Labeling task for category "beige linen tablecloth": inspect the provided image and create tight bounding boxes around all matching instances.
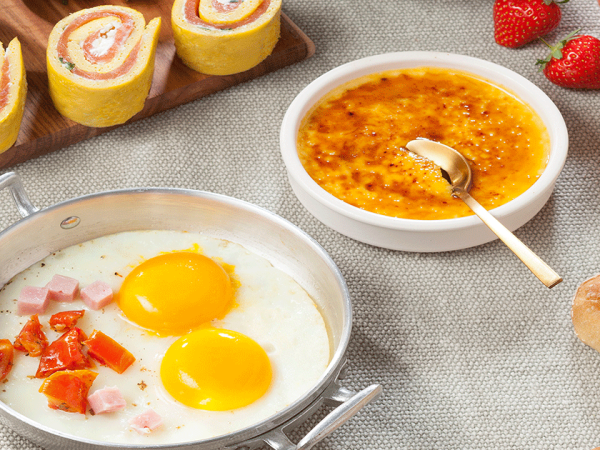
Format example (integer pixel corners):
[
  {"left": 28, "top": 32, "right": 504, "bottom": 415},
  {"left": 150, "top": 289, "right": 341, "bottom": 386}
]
[{"left": 2, "top": 0, "right": 600, "bottom": 449}]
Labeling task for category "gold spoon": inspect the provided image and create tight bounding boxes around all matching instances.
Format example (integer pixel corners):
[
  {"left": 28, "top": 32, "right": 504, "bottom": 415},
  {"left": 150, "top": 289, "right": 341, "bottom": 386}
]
[{"left": 405, "top": 138, "right": 562, "bottom": 289}]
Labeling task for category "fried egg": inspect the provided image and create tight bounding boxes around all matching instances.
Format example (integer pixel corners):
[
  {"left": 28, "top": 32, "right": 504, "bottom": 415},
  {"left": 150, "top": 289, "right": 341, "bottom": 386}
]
[
  {"left": 118, "top": 251, "right": 236, "bottom": 336},
  {"left": 0, "top": 231, "right": 330, "bottom": 444}
]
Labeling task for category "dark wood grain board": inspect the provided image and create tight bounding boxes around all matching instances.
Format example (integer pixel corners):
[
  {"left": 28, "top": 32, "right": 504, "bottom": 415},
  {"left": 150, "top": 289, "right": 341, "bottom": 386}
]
[{"left": 0, "top": 1, "right": 315, "bottom": 169}]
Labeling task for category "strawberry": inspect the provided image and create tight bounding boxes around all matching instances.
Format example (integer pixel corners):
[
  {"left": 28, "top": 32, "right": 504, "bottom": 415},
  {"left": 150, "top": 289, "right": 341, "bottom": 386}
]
[
  {"left": 494, "top": 0, "right": 568, "bottom": 48},
  {"left": 537, "top": 31, "right": 600, "bottom": 89}
]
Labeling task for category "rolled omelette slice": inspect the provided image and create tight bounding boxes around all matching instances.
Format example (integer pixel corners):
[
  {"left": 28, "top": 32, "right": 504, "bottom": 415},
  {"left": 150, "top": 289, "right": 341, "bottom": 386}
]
[
  {"left": 172, "top": 0, "right": 282, "bottom": 76},
  {"left": 47, "top": 6, "right": 161, "bottom": 128},
  {"left": 0, "top": 38, "right": 27, "bottom": 153}
]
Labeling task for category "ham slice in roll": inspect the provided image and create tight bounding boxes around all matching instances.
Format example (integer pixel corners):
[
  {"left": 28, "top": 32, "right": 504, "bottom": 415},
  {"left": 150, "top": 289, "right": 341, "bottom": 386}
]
[
  {"left": 172, "top": 0, "right": 282, "bottom": 75},
  {"left": 47, "top": 6, "right": 161, "bottom": 128},
  {"left": 0, "top": 38, "right": 27, "bottom": 153}
]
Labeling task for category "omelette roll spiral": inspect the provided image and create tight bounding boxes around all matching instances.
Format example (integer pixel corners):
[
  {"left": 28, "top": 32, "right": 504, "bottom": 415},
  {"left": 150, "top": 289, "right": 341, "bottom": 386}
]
[
  {"left": 47, "top": 6, "right": 161, "bottom": 128},
  {"left": 0, "top": 38, "right": 27, "bottom": 153},
  {"left": 172, "top": 0, "right": 281, "bottom": 76}
]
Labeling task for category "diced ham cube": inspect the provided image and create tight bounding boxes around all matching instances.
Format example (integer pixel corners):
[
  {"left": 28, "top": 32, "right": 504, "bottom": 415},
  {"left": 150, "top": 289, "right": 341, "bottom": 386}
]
[
  {"left": 80, "top": 281, "right": 113, "bottom": 310},
  {"left": 129, "top": 409, "right": 162, "bottom": 434},
  {"left": 17, "top": 287, "right": 50, "bottom": 315},
  {"left": 87, "top": 386, "right": 126, "bottom": 414},
  {"left": 46, "top": 275, "right": 79, "bottom": 302}
]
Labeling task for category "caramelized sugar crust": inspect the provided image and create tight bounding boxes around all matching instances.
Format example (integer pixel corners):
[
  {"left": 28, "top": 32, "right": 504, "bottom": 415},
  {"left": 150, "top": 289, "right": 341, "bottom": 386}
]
[{"left": 297, "top": 67, "right": 550, "bottom": 220}]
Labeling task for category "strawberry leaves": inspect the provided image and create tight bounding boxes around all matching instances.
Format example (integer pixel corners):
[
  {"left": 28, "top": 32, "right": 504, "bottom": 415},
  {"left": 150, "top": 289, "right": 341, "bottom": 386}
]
[{"left": 535, "top": 29, "right": 580, "bottom": 66}]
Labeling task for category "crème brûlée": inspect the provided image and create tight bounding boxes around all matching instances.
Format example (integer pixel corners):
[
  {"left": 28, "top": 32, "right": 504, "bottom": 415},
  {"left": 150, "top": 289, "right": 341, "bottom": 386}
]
[{"left": 296, "top": 67, "right": 551, "bottom": 220}]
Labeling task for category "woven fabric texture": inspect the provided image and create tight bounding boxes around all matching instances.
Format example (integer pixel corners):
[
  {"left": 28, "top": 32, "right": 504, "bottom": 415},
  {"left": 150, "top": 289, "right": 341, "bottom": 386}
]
[{"left": 2, "top": 0, "right": 600, "bottom": 449}]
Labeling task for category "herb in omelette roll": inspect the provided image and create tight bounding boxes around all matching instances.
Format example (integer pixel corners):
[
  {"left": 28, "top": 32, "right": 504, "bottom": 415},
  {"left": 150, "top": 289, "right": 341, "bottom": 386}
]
[
  {"left": 0, "top": 38, "right": 27, "bottom": 153},
  {"left": 172, "top": 0, "right": 281, "bottom": 76},
  {"left": 47, "top": 6, "right": 161, "bottom": 128}
]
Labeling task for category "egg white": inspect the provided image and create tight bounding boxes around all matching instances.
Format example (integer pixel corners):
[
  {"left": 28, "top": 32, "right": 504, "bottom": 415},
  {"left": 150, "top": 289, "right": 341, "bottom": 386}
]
[{"left": 0, "top": 230, "right": 331, "bottom": 444}]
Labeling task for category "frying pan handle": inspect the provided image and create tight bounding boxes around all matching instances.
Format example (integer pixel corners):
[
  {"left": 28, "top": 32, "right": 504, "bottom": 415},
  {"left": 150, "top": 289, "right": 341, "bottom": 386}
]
[
  {"left": 0, "top": 171, "right": 38, "bottom": 218},
  {"left": 229, "top": 381, "right": 382, "bottom": 450},
  {"left": 294, "top": 383, "right": 382, "bottom": 450}
]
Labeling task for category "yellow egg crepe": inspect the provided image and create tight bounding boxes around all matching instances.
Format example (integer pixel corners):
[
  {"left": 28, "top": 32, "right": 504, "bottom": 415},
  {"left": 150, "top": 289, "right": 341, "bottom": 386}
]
[
  {"left": 172, "top": 0, "right": 281, "bottom": 75},
  {"left": 47, "top": 5, "right": 161, "bottom": 128},
  {"left": 0, "top": 38, "right": 27, "bottom": 153}
]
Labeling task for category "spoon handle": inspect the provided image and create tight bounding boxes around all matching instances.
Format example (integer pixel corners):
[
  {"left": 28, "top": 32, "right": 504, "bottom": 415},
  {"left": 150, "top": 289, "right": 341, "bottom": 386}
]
[{"left": 455, "top": 188, "right": 562, "bottom": 289}]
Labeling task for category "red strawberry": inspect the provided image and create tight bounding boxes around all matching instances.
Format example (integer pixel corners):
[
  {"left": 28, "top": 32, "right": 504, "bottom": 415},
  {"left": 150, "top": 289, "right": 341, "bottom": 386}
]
[
  {"left": 494, "top": 0, "right": 567, "bottom": 48},
  {"left": 537, "top": 32, "right": 600, "bottom": 89}
]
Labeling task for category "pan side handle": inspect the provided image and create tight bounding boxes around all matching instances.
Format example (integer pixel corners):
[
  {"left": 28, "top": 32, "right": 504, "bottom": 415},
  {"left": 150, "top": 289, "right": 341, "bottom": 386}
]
[
  {"left": 0, "top": 172, "right": 39, "bottom": 218},
  {"left": 228, "top": 378, "right": 382, "bottom": 450},
  {"left": 295, "top": 383, "right": 382, "bottom": 450}
]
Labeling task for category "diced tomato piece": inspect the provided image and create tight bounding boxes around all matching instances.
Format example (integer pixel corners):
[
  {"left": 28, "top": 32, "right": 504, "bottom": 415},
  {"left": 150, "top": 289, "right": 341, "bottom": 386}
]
[
  {"left": 83, "top": 330, "right": 135, "bottom": 374},
  {"left": 49, "top": 310, "right": 85, "bottom": 332},
  {"left": 13, "top": 314, "right": 49, "bottom": 357},
  {"left": 0, "top": 339, "right": 14, "bottom": 382},
  {"left": 36, "top": 327, "right": 93, "bottom": 378},
  {"left": 39, "top": 369, "right": 98, "bottom": 414}
]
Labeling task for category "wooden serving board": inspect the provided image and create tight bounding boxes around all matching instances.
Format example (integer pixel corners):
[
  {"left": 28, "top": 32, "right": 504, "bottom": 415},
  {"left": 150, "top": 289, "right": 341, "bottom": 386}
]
[{"left": 0, "top": 1, "right": 315, "bottom": 169}]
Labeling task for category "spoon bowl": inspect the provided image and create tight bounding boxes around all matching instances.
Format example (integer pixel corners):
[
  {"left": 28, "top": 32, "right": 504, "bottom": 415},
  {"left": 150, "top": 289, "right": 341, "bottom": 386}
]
[
  {"left": 405, "top": 139, "right": 472, "bottom": 192},
  {"left": 405, "top": 138, "right": 562, "bottom": 289}
]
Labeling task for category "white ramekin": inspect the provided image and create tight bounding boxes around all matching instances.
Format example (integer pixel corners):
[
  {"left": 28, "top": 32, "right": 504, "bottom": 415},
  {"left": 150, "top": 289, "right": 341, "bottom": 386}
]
[{"left": 280, "top": 52, "right": 568, "bottom": 252}]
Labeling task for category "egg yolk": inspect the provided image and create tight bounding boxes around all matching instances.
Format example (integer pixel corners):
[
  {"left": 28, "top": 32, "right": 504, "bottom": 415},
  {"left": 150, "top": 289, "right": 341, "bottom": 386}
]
[
  {"left": 117, "top": 252, "right": 234, "bottom": 335},
  {"left": 160, "top": 328, "right": 272, "bottom": 411}
]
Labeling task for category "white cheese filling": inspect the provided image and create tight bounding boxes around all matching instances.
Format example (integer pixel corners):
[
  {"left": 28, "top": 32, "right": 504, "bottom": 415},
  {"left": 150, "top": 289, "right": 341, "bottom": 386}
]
[{"left": 87, "top": 22, "right": 120, "bottom": 57}]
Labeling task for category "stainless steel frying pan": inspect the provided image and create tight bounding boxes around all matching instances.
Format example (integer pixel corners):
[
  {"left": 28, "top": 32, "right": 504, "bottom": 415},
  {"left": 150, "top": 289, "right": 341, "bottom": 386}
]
[{"left": 0, "top": 172, "right": 382, "bottom": 450}]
